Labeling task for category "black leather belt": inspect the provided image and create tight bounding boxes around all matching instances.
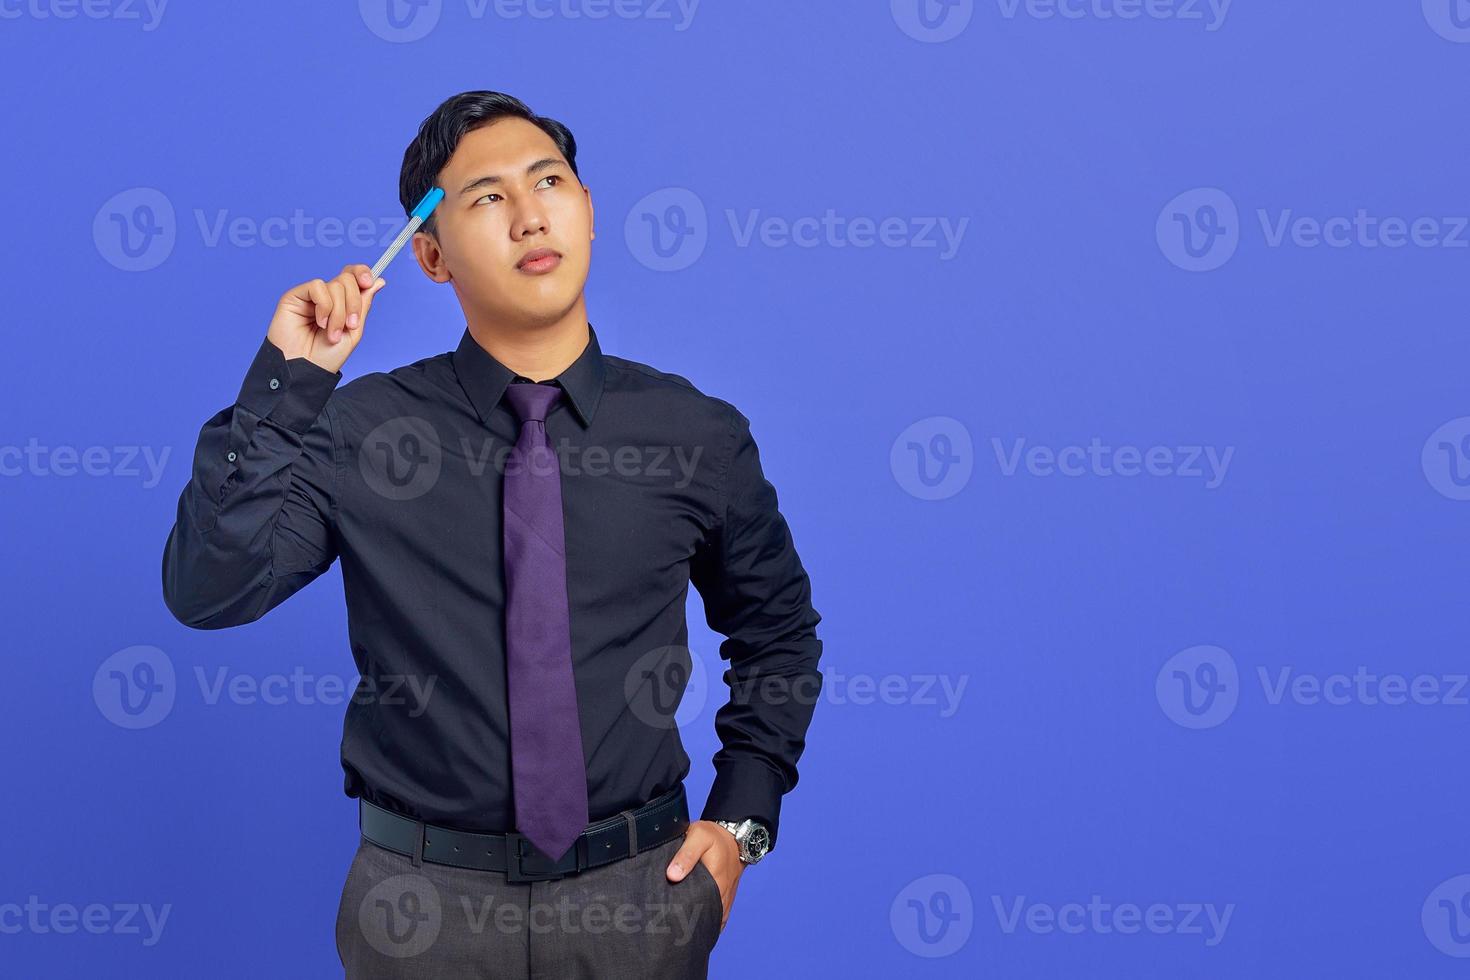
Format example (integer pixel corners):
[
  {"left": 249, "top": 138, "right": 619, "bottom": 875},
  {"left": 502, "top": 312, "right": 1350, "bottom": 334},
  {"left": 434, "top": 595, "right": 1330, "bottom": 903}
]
[{"left": 359, "top": 784, "right": 690, "bottom": 882}]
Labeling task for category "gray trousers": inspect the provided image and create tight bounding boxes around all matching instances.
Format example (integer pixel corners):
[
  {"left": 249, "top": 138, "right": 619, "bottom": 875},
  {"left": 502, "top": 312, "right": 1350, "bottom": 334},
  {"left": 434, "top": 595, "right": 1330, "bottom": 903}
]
[{"left": 335, "top": 831, "right": 723, "bottom": 978}]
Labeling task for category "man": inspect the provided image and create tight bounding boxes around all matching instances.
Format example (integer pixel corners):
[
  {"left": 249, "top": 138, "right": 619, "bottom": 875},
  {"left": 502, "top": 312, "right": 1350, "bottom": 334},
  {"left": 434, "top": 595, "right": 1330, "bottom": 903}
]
[{"left": 160, "top": 90, "right": 823, "bottom": 977}]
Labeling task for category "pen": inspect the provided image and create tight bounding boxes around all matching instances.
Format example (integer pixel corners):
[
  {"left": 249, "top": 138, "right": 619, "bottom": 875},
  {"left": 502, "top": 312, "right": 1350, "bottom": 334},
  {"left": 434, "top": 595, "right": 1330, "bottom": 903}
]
[{"left": 370, "top": 187, "right": 444, "bottom": 280}]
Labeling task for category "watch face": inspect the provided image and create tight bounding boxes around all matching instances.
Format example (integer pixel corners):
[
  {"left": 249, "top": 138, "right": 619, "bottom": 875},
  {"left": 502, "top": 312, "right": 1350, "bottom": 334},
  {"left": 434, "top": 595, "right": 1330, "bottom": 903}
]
[{"left": 744, "top": 822, "right": 771, "bottom": 860}]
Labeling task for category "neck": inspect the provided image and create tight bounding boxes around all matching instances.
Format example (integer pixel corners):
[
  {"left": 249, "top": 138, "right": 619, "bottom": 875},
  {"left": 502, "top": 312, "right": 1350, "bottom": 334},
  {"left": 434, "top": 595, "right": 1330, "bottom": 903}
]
[{"left": 465, "top": 298, "right": 590, "bottom": 382}]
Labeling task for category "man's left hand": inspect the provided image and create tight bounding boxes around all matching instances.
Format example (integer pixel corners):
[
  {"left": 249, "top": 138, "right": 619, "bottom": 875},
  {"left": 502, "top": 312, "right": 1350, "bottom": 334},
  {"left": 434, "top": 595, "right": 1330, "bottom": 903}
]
[{"left": 666, "top": 820, "right": 744, "bottom": 933}]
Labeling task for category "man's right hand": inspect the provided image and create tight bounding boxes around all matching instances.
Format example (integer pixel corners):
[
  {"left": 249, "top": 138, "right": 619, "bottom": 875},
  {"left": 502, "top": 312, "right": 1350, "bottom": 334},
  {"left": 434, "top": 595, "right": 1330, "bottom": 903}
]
[{"left": 267, "top": 263, "right": 388, "bottom": 374}]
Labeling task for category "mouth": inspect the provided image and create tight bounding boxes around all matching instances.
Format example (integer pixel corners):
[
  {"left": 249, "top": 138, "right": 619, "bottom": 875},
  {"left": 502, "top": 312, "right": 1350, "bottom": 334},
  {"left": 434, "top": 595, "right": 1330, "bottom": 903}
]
[{"left": 516, "top": 248, "right": 562, "bottom": 274}]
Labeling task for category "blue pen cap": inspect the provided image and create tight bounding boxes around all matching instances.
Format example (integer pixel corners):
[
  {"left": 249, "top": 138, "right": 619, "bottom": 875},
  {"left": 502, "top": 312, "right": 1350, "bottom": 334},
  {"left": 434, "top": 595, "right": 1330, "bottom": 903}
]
[{"left": 411, "top": 187, "right": 445, "bottom": 221}]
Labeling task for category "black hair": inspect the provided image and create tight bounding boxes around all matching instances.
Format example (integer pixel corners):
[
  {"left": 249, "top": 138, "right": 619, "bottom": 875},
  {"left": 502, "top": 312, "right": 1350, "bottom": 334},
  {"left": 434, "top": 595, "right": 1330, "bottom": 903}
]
[{"left": 398, "top": 91, "right": 580, "bottom": 239}]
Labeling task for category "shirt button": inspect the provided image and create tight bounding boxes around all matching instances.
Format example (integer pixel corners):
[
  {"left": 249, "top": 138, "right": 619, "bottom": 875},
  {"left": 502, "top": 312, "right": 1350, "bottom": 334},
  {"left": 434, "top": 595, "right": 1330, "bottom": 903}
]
[
  {"left": 269, "top": 378, "right": 280, "bottom": 390},
  {"left": 226, "top": 451, "right": 237, "bottom": 462}
]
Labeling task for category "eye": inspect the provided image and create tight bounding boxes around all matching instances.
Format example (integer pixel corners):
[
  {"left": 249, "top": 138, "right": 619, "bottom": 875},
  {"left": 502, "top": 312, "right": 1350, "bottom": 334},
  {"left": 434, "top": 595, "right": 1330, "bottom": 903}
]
[{"left": 474, "top": 176, "right": 560, "bottom": 205}]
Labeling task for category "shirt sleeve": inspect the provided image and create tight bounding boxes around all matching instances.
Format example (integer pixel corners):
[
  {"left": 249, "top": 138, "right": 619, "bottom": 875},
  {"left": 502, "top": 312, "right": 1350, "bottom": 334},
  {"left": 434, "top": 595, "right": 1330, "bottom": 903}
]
[
  {"left": 689, "top": 405, "right": 824, "bottom": 853},
  {"left": 161, "top": 336, "right": 342, "bottom": 629}
]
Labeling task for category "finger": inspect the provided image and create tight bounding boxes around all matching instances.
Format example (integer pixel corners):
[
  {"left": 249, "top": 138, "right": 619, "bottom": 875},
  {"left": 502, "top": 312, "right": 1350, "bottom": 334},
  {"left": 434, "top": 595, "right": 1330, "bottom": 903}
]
[
  {"left": 344, "top": 279, "right": 385, "bottom": 342},
  {"left": 345, "top": 262, "right": 374, "bottom": 292},
  {"left": 305, "top": 279, "right": 331, "bottom": 330},
  {"left": 336, "top": 270, "right": 363, "bottom": 334},
  {"left": 326, "top": 279, "right": 348, "bottom": 343},
  {"left": 666, "top": 840, "right": 708, "bottom": 882}
]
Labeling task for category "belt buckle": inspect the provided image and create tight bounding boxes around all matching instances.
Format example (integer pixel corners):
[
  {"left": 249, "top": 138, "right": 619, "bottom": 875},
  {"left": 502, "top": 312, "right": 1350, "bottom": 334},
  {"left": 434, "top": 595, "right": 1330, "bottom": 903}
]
[{"left": 504, "top": 832, "right": 568, "bottom": 882}]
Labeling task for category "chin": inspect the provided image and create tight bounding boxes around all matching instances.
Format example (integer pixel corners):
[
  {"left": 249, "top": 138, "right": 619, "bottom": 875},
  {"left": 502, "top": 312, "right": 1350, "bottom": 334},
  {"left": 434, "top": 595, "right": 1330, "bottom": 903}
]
[{"left": 501, "top": 293, "right": 580, "bottom": 327}]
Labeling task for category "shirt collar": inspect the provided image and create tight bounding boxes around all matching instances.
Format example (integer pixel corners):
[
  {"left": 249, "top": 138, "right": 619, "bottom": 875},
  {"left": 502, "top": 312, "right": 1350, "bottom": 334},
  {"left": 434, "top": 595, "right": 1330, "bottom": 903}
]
[{"left": 452, "top": 322, "right": 606, "bottom": 428}]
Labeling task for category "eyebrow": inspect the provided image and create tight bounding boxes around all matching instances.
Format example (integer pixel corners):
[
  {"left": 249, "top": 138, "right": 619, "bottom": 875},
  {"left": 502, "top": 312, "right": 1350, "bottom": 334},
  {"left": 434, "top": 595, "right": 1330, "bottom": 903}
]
[{"left": 458, "top": 158, "right": 567, "bottom": 196}]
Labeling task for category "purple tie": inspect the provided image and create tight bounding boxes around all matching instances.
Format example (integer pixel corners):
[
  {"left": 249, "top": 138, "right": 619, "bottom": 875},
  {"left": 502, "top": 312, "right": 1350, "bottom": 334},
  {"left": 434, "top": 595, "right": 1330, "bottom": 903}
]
[{"left": 502, "top": 382, "right": 589, "bottom": 863}]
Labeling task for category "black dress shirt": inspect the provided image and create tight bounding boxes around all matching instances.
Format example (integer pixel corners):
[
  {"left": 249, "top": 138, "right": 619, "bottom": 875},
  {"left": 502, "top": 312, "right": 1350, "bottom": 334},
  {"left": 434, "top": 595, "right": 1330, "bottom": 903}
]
[{"left": 161, "top": 323, "right": 822, "bottom": 851}]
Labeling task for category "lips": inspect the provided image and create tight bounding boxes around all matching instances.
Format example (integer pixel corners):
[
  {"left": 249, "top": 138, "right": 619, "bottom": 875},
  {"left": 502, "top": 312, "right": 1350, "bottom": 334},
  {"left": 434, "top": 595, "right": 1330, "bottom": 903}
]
[{"left": 517, "top": 248, "right": 562, "bottom": 273}]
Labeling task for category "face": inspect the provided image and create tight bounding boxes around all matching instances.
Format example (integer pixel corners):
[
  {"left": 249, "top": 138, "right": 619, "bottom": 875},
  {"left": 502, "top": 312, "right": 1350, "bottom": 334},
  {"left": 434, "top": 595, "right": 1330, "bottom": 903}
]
[{"left": 413, "top": 116, "right": 594, "bottom": 329}]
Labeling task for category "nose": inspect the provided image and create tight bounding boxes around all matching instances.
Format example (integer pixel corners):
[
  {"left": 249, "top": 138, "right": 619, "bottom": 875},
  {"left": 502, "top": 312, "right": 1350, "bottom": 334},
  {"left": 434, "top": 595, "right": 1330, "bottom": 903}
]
[{"left": 512, "top": 198, "right": 549, "bottom": 240}]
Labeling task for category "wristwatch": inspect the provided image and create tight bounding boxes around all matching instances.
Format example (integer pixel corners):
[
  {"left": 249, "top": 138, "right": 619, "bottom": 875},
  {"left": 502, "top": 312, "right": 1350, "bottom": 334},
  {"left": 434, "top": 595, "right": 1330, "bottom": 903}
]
[{"left": 712, "top": 818, "right": 772, "bottom": 865}]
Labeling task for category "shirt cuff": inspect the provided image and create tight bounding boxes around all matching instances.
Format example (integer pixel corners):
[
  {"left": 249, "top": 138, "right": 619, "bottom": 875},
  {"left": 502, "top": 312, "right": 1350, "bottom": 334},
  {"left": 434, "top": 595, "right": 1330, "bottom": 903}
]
[
  {"left": 235, "top": 336, "right": 342, "bottom": 435},
  {"left": 699, "top": 757, "right": 788, "bottom": 851}
]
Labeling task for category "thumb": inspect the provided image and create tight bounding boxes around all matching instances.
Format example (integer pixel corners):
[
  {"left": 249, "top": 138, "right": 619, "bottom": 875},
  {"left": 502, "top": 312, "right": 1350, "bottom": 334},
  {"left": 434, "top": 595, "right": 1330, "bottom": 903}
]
[
  {"left": 666, "top": 841, "right": 704, "bottom": 882},
  {"left": 360, "top": 276, "right": 388, "bottom": 317}
]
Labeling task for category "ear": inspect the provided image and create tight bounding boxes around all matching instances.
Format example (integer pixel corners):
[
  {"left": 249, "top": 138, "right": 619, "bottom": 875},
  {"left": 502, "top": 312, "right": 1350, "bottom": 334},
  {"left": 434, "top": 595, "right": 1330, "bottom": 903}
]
[
  {"left": 411, "top": 229, "right": 452, "bottom": 283},
  {"left": 585, "top": 185, "right": 595, "bottom": 241}
]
